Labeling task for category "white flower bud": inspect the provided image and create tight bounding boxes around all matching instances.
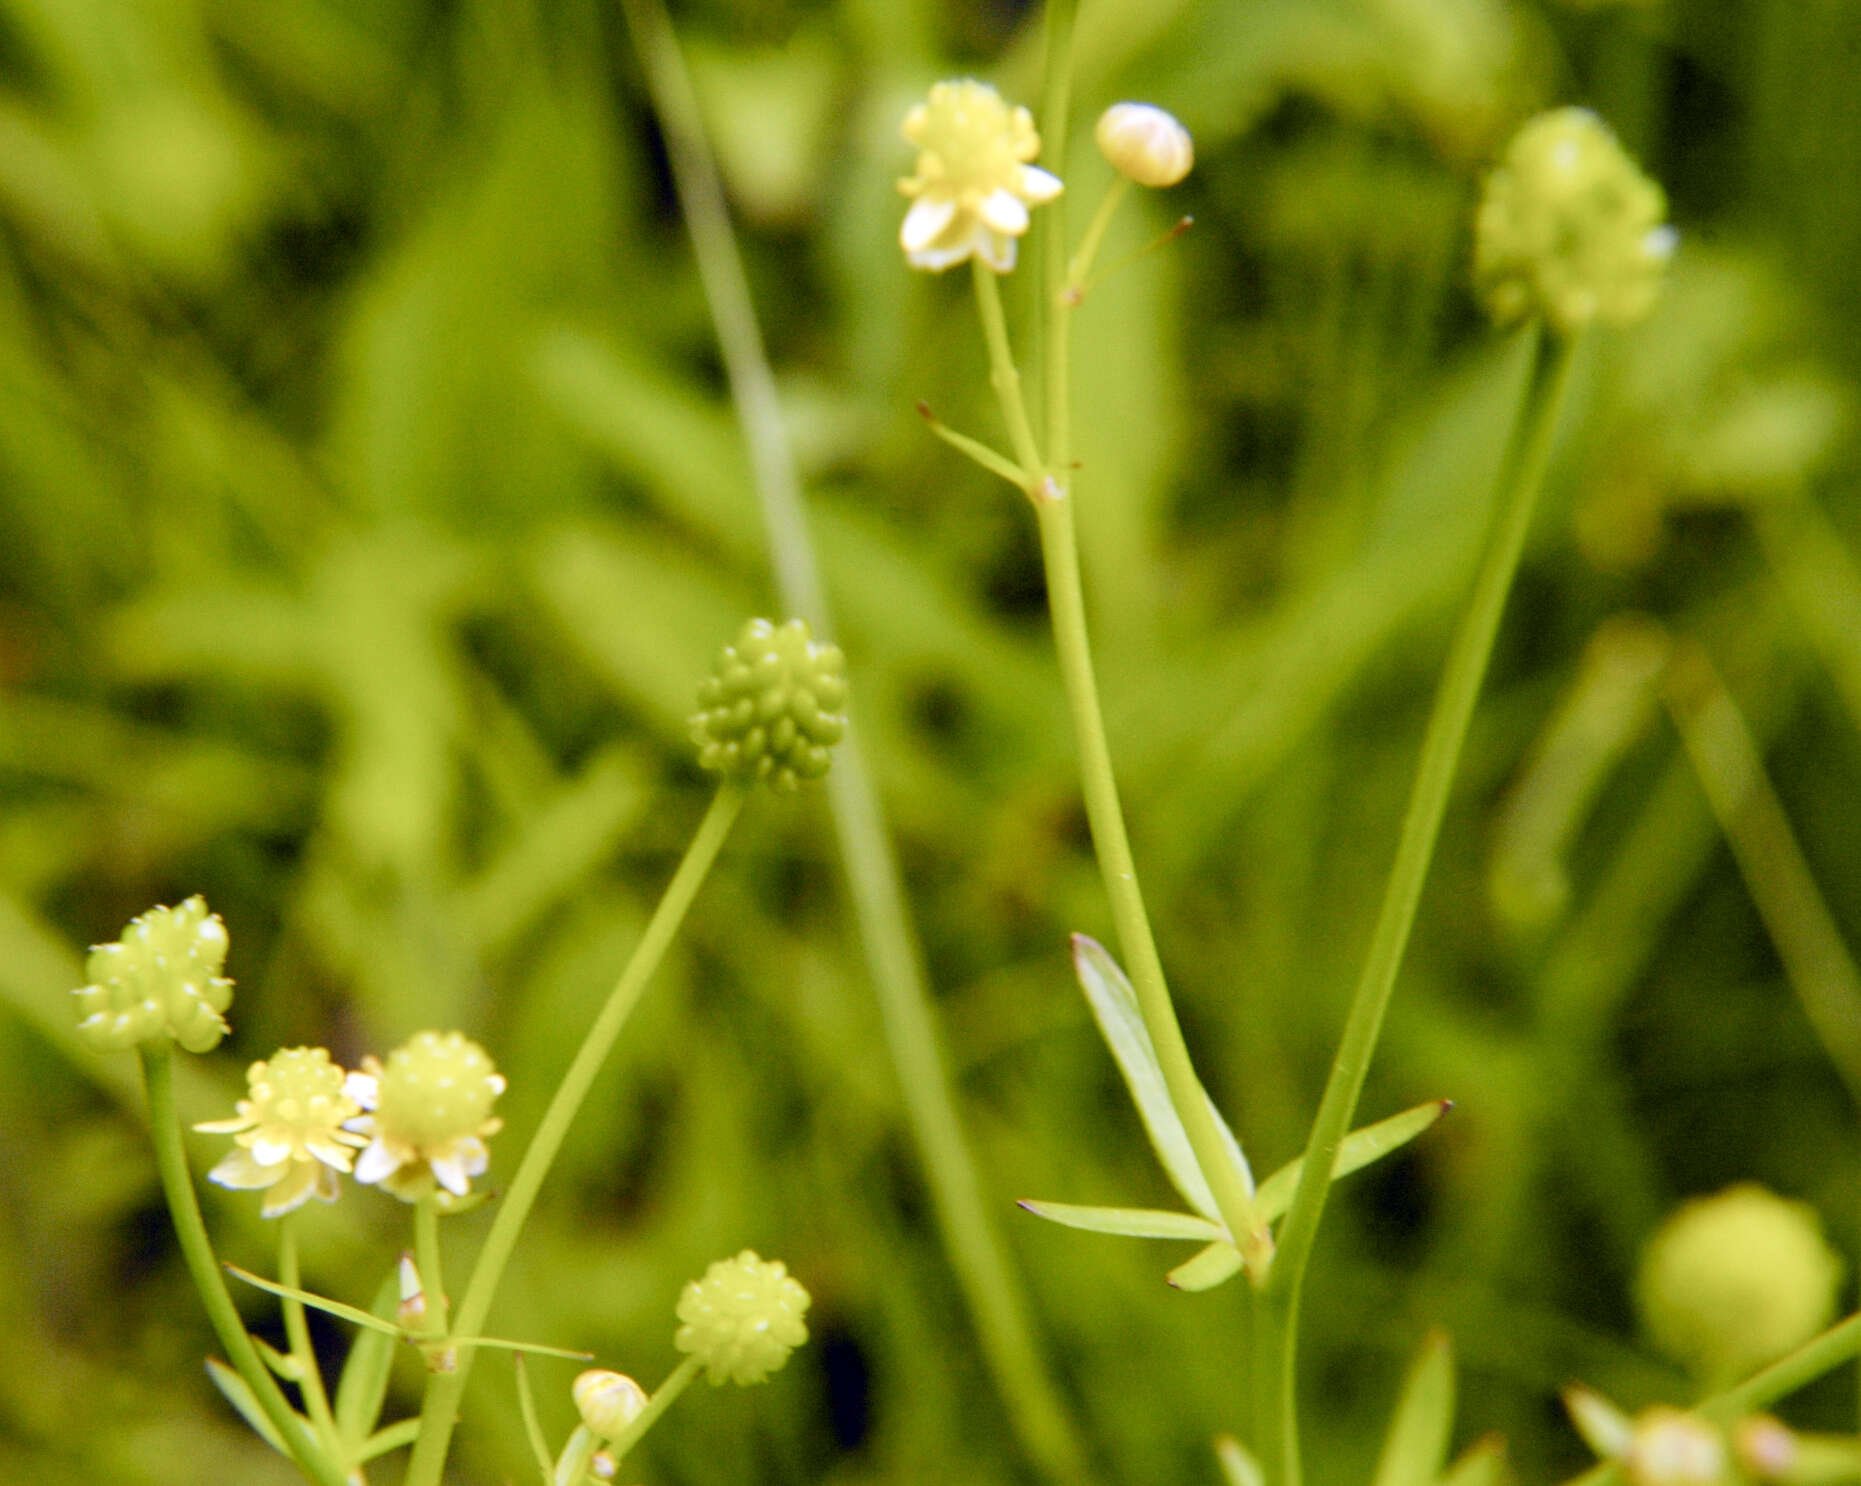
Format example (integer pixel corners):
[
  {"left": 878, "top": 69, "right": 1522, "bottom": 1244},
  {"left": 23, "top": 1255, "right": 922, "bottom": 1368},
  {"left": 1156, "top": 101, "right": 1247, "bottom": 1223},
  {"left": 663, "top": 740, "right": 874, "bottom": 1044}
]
[
  {"left": 572, "top": 1370, "right": 648, "bottom": 1440},
  {"left": 1095, "top": 103, "right": 1194, "bottom": 188}
]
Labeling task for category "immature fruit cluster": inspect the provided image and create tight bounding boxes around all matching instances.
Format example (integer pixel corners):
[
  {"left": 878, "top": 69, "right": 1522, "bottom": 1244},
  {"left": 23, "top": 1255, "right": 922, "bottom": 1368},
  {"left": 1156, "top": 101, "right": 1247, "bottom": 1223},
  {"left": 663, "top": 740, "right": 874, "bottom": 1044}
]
[
  {"left": 1474, "top": 107, "right": 1674, "bottom": 333},
  {"left": 674, "top": 1250, "right": 812, "bottom": 1385},
  {"left": 691, "top": 618, "right": 847, "bottom": 790},
  {"left": 73, "top": 895, "right": 234, "bottom": 1053}
]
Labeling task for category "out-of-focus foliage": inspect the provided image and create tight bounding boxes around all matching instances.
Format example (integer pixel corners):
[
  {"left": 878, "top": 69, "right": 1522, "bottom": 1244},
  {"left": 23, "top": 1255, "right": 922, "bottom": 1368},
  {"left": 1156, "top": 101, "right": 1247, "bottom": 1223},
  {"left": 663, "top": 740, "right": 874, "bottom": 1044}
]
[{"left": 2, "top": 0, "right": 1860, "bottom": 1482}]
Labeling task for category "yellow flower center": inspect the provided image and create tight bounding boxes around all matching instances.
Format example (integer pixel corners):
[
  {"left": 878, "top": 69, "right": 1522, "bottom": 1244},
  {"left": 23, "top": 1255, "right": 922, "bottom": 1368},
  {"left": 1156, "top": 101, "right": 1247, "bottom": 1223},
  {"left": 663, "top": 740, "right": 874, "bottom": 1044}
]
[
  {"left": 903, "top": 80, "right": 1039, "bottom": 201},
  {"left": 248, "top": 1047, "right": 354, "bottom": 1141}
]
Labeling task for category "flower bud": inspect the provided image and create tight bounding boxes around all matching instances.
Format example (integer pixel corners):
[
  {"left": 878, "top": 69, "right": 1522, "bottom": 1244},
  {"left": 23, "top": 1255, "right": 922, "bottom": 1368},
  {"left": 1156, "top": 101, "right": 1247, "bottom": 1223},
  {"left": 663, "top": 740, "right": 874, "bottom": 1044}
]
[
  {"left": 691, "top": 619, "right": 848, "bottom": 791},
  {"left": 1733, "top": 1417, "right": 1798, "bottom": 1482},
  {"left": 1095, "top": 103, "right": 1194, "bottom": 188},
  {"left": 573, "top": 1369, "right": 649, "bottom": 1440},
  {"left": 1474, "top": 107, "right": 1674, "bottom": 333},
  {"left": 73, "top": 895, "right": 233, "bottom": 1053},
  {"left": 673, "top": 1250, "right": 811, "bottom": 1385},
  {"left": 1637, "top": 1184, "right": 1842, "bottom": 1383}
]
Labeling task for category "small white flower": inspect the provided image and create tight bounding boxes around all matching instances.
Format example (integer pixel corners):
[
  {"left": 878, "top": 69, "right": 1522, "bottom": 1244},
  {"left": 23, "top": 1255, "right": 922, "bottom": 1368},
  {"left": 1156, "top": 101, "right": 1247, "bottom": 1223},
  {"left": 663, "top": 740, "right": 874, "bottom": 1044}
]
[
  {"left": 195, "top": 1047, "right": 367, "bottom": 1217},
  {"left": 897, "top": 79, "right": 1063, "bottom": 273}
]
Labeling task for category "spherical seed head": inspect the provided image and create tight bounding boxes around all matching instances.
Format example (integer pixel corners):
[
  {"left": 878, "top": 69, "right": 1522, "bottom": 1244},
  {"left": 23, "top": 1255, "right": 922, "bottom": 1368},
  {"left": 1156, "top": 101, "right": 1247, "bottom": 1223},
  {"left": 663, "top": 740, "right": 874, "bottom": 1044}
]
[
  {"left": 1474, "top": 107, "right": 1674, "bottom": 333},
  {"left": 691, "top": 618, "right": 848, "bottom": 791},
  {"left": 674, "top": 1250, "right": 811, "bottom": 1385},
  {"left": 1637, "top": 1184, "right": 1843, "bottom": 1383},
  {"left": 74, "top": 895, "right": 233, "bottom": 1053},
  {"left": 1096, "top": 103, "right": 1194, "bottom": 188},
  {"left": 572, "top": 1369, "right": 649, "bottom": 1440},
  {"left": 1625, "top": 1409, "right": 1727, "bottom": 1486},
  {"left": 344, "top": 1031, "right": 506, "bottom": 1202}
]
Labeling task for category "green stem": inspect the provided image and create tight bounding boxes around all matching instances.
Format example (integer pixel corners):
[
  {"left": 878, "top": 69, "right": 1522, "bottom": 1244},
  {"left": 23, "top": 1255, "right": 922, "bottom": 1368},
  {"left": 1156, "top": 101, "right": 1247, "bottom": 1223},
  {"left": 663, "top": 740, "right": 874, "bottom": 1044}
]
[
  {"left": 1064, "top": 179, "right": 1131, "bottom": 300},
  {"left": 605, "top": 1354, "right": 702, "bottom": 1465},
  {"left": 401, "top": 784, "right": 746, "bottom": 1486},
  {"left": 551, "top": 1424, "right": 600, "bottom": 1486},
  {"left": 1263, "top": 324, "right": 1580, "bottom": 1486},
  {"left": 615, "top": 2, "right": 1091, "bottom": 1480},
  {"left": 139, "top": 1046, "right": 349, "bottom": 1486},
  {"left": 972, "top": 259, "right": 1046, "bottom": 481},
  {"left": 279, "top": 1216, "right": 344, "bottom": 1467},
  {"left": 1038, "top": 0, "right": 1078, "bottom": 463},
  {"left": 1032, "top": 489, "right": 1268, "bottom": 1270}
]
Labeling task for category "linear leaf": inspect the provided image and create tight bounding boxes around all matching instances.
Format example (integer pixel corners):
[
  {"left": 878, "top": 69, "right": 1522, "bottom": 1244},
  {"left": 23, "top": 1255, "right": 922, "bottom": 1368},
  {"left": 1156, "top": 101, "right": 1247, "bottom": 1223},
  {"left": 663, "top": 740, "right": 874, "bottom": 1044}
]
[
  {"left": 1017, "top": 1199, "right": 1223, "bottom": 1241},
  {"left": 1072, "top": 934, "right": 1253, "bottom": 1225},
  {"left": 1371, "top": 1330, "right": 1455, "bottom": 1486},
  {"left": 206, "top": 1357, "right": 292, "bottom": 1457},
  {"left": 1167, "top": 1242, "right": 1248, "bottom": 1292},
  {"left": 1254, "top": 1100, "right": 1451, "bottom": 1222}
]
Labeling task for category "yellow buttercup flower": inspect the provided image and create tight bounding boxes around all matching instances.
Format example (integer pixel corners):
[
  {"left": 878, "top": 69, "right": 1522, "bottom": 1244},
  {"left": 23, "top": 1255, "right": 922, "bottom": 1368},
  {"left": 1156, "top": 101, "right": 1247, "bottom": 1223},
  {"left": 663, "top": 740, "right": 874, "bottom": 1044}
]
[
  {"left": 196, "top": 1046, "right": 368, "bottom": 1217},
  {"left": 897, "top": 79, "right": 1062, "bottom": 273},
  {"left": 344, "top": 1030, "right": 505, "bottom": 1204}
]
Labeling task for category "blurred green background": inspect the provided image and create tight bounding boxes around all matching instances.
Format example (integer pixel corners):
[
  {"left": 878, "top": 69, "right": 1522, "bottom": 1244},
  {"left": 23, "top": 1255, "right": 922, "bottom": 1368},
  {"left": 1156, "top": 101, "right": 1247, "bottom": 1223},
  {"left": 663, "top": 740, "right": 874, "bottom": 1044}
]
[{"left": 4, "top": 0, "right": 1861, "bottom": 1481}]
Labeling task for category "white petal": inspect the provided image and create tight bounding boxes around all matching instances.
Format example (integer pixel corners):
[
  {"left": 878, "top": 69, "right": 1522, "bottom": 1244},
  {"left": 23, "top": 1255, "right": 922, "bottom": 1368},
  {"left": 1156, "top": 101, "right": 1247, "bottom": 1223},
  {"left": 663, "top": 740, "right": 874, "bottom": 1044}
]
[
  {"left": 430, "top": 1150, "right": 471, "bottom": 1197},
  {"left": 248, "top": 1137, "right": 295, "bottom": 1167},
  {"left": 900, "top": 194, "right": 958, "bottom": 253},
  {"left": 977, "top": 230, "right": 1019, "bottom": 274},
  {"left": 978, "top": 188, "right": 1029, "bottom": 236},
  {"left": 306, "top": 1135, "right": 358, "bottom": 1170},
  {"left": 207, "top": 1149, "right": 281, "bottom": 1191},
  {"left": 354, "top": 1139, "right": 402, "bottom": 1185},
  {"left": 258, "top": 1163, "right": 320, "bottom": 1218},
  {"left": 1019, "top": 165, "right": 1064, "bottom": 203},
  {"left": 343, "top": 1072, "right": 378, "bottom": 1108},
  {"left": 193, "top": 1114, "right": 257, "bottom": 1134}
]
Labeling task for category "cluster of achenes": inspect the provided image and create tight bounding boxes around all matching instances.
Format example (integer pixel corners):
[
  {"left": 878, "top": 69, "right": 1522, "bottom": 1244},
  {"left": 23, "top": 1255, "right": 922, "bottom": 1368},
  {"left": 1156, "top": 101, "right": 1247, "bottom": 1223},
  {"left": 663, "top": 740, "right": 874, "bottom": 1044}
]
[
  {"left": 73, "top": 895, "right": 233, "bottom": 1053},
  {"left": 690, "top": 617, "right": 848, "bottom": 791},
  {"left": 1474, "top": 106, "right": 1675, "bottom": 333}
]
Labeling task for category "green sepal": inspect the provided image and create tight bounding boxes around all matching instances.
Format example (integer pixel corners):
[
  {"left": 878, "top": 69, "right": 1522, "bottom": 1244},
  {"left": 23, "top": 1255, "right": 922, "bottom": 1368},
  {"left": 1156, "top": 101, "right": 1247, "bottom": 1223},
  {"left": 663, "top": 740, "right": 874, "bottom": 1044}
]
[
  {"left": 1371, "top": 1330, "right": 1456, "bottom": 1486},
  {"left": 513, "top": 1353, "right": 556, "bottom": 1486},
  {"left": 1440, "top": 1433, "right": 1509, "bottom": 1486},
  {"left": 1016, "top": 1199, "right": 1222, "bottom": 1241},
  {"left": 1215, "top": 1434, "right": 1266, "bottom": 1486},
  {"left": 1563, "top": 1385, "right": 1633, "bottom": 1460},
  {"left": 1168, "top": 1242, "right": 1248, "bottom": 1292},
  {"left": 334, "top": 1269, "right": 400, "bottom": 1452},
  {"left": 207, "top": 1356, "right": 295, "bottom": 1457},
  {"left": 1253, "top": 1101, "right": 1451, "bottom": 1223},
  {"left": 356, "top": 1418, "right": 423, "bottom": 1464}
]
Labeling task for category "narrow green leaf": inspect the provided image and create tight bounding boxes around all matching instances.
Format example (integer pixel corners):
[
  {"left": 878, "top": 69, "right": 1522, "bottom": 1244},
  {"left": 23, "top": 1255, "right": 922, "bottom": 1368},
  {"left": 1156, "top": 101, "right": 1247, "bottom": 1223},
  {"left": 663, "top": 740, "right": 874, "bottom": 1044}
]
[
  {"left": 356, "top": 1417, "right": 423, "bottom": 1464},
  {"left": 1072, "top": 934, "right": 1254, "bottom": 1225},
  {"left": 1254, "top": 1100, "right": 1451, "bottom": 1222},
  {"left": 1441, "top": 1433, "right": 1510, "bottom": 1486},
  {"left": 1017, "top": 1198, "right": 1223, "bottom": 1241},
  {"left": 1167, "top": 1242, "right": 1248, "bottom": 1292},
  {"left": 444, "top": 1335, "right": 595, "bottom": 1362},
  {"left": 255, "top": 1333, "right": 305, "bottom": 1382},
  {"left": 1371, "top": 1330, "right": 1456, "bottom": 1486},
  {"left": 206, "top": 1357, "right": 293, "bottom": 1457},
  {"left": 228, "top": 1264, "right": 403, "bottom": 1336},
  {"left": 513, "top": 1353, "right": 556, "bottom": 1486},
  {"left": 334, "top": 1269, "right": 401, "bottom": 1451}
]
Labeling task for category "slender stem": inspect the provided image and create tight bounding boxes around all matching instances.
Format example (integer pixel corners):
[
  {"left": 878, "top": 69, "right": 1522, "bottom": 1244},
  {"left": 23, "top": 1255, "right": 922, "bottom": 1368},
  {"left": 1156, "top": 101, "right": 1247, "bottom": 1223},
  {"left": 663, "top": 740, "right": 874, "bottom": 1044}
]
[
  {"left": 1065, "top": 179, "right": 1131, "bottom": 298},
  {"left": 413, "top": 1196, "right": 450, "bottom": 1367},
  {"left": 615, "top": 1, "right": 1091, "bottom": 1480},
  {"left": 1032, "top": 490, "right": 1268, "bottom": 1268},
  {"left": 139, "top": 1046, "right": 349, "bottom": 1486},
  {"left": 1664, "top": 643, "right": 1861, "bottom": 1105},
  {"left": 972, "top": 258, "right": 1046, "bottom": 480},
  {"left": 552, "top": 1424, "right": 600, "bottom": 1486},
  {"left": 1038, "top": 0, "right": 1078, "bottom": 462},
  {"left": 401, "top": 784, "right": 746, "bottom": 1486},
  {"left": 1263, "top": 324, "right": 1580, "bottom": 1486},
  {"left": 606, "top": 1354, "right": 702, "bottom": 1464},
  {"left": 279, "top": 1216, "right": 344, "bottom": 1465}
]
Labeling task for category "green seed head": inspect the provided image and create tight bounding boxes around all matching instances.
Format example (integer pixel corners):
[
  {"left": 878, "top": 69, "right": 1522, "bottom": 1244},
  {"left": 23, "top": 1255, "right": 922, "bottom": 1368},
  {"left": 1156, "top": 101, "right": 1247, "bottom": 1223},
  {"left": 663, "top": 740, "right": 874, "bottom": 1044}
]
[
  {"left": 374, "top": 1030, "right": 504, "bottom": 1151},
  {"left": 73, "top": 895, "right": 234, "bottom": 1053},
  {"left": 691, "top": 618, "right": 848, "bottom": 790},
  {"left": 674, "top": 1250, "right": 811, "bottom": 1385},
  {"left": 1637, "top": 1184, "right": 1843, "bottom": 1383},
  {"left": 1474, "top": 107, "right": 1674, "bottom": 333}
]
